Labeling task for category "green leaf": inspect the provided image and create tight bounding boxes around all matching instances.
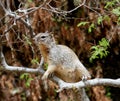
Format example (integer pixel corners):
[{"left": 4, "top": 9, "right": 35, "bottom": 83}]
[
  {"left": 104, "top": 1, "right": 115, "bottom": 9},
  {"left": 99, "top": 38, "right": 109, "bottom": 47},
  {"left": 20, "top": 73, "right": 33, "bottom": 87},
  {"left": 23, "top": 35, "right": 32, "bottom": 45},
  {"left": 112, "top": 7, "right": 120, "bottom": 16},
  {"left": 20, "top": 73, "right": 29, "bottom": 80},
  {"left": 97, "top": 16, "right": 103, "bottom": 25},
  {"left": 89, "top": 38, "right": 110, "bottom": 63},
  {"left": 28, "top": 0, "right": 33, "bottom": 3},
  {"left": 25, "top": 81, "right": 30, "bottom": 87},
  {"left": 91, "top": 46, "right": 98, "bottom": 50},
  {"left": 104, "top": 15, "right": 110, "bottom": 22},
  {"left": 105, "top": 51, "right": 109, "bottom": 56},
  {"left": 77, "top": 21, "right": 89, "bottom": 27},
  {"left": 31, "top": 58, "right": 39, "bottom": 65},
  {"left": 44, "top": 63, "right": 48, "bottom": 70},
  {"left": 25, "top": 78, "right": 33, "bottom": 87},
  {"left": 88, "top": 23, "right": 95, "bottom": 33},
  {"left": 28, "top": 78, "right": 33, "bottom": 82},
  {"left": 117, "top": 17, "right": 120, "bottom": 25}
]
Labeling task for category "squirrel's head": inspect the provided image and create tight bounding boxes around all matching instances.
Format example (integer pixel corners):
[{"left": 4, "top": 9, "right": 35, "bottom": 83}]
[{"left": 33, "top": 32, "right": 55, "bottom": 46}]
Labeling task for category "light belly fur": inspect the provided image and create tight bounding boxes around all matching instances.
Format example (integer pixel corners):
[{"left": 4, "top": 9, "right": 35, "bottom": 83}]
[{"left": 54, "top": 65, "right": 81, "bottom": 82}]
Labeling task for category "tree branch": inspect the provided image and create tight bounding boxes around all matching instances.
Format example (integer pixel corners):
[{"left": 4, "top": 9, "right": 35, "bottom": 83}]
[
  {"left": 0, "top": 1, "right": 34, "bottom": 38},
  {"left": 56, "top": 78, "right": 120, "bottom": 92},
  {"left": 0, "top": 51, "right": 40, "bottom": 73},
  {"left": 0, "top": 51, "right": 120, "bottom": 92}
]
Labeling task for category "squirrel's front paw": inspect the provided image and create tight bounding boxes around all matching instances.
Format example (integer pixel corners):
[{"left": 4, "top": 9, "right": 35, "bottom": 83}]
[
  {"left": 42, "top": 72, "right": 54, "bottom": 80},
  {"left": 42, "top": 74, "right": 48, "bottom": 80},
  {"left": 41, "top": 75, "right": 49, "bottom": 91}
]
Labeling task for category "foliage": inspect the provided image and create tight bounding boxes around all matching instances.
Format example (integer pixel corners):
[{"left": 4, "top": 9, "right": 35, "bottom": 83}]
[
  {"left": 77, "top": 21, "right": 89, "bottom": 27},
  {"left": 77, "top": 21, "right": 95, "bottom": 33},
  {"left": 44, "top": 63, "right": 48, "bottom": 70},
  {"left": 112, "top": 7, "right": 120, "bottom": 24},
  {"left": 88, "top": 23, "right": 95, "bottom": 33},
  {"left": 118, "top": 17, "right": 120, "bottom": 24},
  {"left": 97, "top": 15, "right": 111, "bottom": 25},
  {"left": 21, "top": 92, "right": 27, "bottom": 101},
  {"left": 112, "top": 7, "right": 120, "bottom": 16},
  {"left": 105, "top": 87, "right": 111, "bottom": 98},
  {"left": 20, "top": 73, "right": 33, "bottom": 87},
  {"left": 97, "top": 16, "right": 103, "bottom": 25},
  {"left": 104, "top": 0, "right": 120, "bottom": 25},
  {"left": 89, "top": 38, "right": 110, "bottom": 63},
  {"left": 31, "top": 58, "right": 39, "bottom": 65},
  {"left": 104, "top": 0, "right": 116, "bottom": 9},
  {"left": 23, "top": 35, "right": 32, "bottom": 45},
  {"left": 28, "top": 0, "right": 33, "bottom": 3},
  {"left": 103, "top": 15, "right": 111, "bottom": 22}
]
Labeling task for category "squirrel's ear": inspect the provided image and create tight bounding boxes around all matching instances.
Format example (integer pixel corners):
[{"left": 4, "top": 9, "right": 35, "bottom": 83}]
[
  {"left": 51, "top": 34, "right": 56, "bottom": 42},
  {"left": 33, "top": 35, "right": 36, "bottom": 41},
  {"left": 51, "top": 34, "right": 54, "bottom": 37},
  {"left": 45, "top": 31, "right": 49, "bottom": 33},
  {"left": 48, "top": 32, "right": 53, "bottom": 38},
  {"left": 49, "top": 31, "right": 53, "bottom": 35}
]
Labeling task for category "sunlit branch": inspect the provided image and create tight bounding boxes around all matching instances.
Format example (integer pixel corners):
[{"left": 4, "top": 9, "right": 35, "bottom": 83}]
[{"left": 0, "top": 51, "right": 120, "bottom": 93}]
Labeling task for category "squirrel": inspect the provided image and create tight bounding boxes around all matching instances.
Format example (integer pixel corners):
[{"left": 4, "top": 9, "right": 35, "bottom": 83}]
[{"left": 34, "top": 32, "right": 91, "bottom": 83}]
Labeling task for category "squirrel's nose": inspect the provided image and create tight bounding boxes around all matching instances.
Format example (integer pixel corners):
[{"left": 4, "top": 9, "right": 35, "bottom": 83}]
[
  {"left": 33, "top": 37, "right": 35, "bottom": 41},
  {"left": 33, "top": 36, "right": 37, "bottom": 43}
]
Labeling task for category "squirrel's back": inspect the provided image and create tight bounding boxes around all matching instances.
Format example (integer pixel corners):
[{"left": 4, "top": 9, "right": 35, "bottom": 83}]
[{"left": 49, "top": 45, "right": 79, "bottom": 68}]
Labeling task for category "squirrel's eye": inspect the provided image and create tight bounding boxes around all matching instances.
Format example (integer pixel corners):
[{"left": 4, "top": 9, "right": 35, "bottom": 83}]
[{"left": 41, "top": 36, "right": 46, "bottom": 39}]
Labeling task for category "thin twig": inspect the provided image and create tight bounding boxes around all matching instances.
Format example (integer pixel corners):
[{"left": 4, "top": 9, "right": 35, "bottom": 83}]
[{"left": 84, "top": 5, "right": 101, "bottom": 15}]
